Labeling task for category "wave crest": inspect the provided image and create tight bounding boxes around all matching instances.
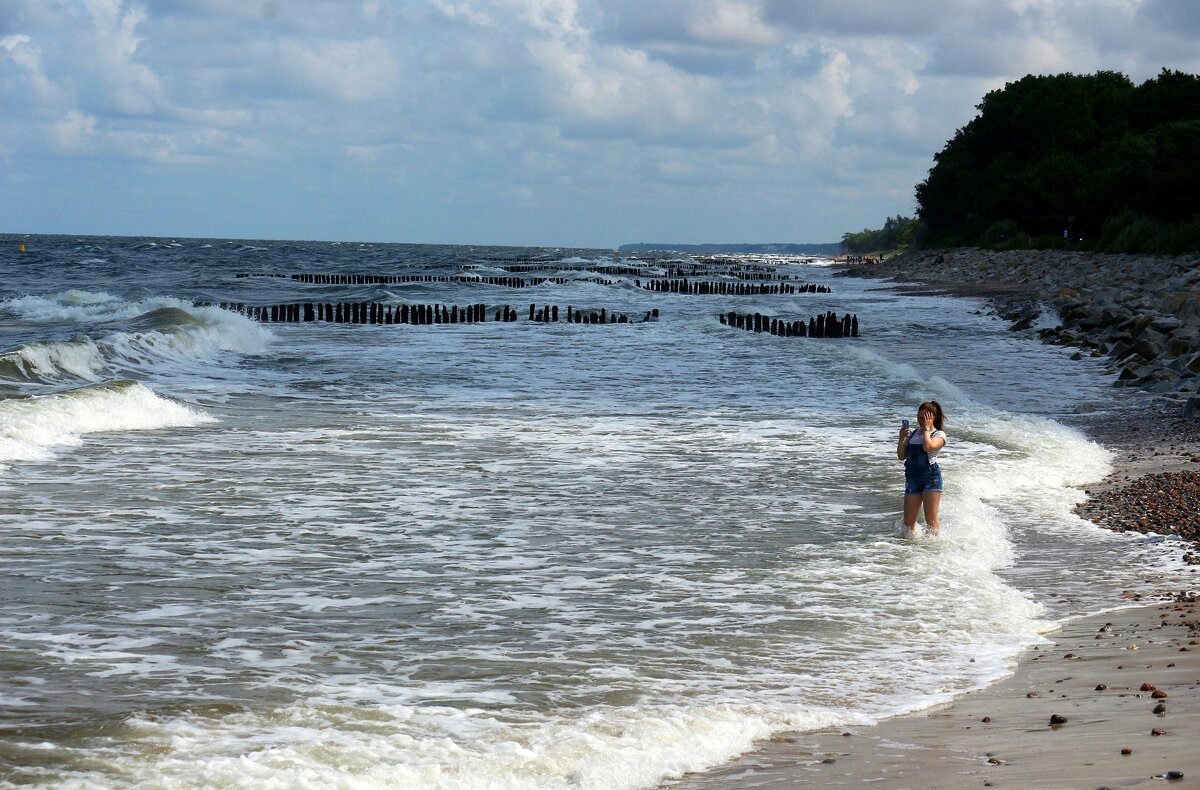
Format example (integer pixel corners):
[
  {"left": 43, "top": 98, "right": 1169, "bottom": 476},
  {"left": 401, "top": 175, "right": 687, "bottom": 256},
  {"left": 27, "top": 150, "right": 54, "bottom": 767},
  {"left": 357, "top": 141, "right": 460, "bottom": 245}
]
[{"left": 0, "top": 292, "right": 270, "bottom": 385}]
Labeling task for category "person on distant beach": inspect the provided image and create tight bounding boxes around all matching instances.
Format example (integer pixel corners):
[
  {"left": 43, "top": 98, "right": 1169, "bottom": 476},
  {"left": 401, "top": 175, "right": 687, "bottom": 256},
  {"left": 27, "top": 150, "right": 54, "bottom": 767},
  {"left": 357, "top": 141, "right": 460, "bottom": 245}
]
[{"left": 897, "top": 401, "right": 947, "bottom": 538}]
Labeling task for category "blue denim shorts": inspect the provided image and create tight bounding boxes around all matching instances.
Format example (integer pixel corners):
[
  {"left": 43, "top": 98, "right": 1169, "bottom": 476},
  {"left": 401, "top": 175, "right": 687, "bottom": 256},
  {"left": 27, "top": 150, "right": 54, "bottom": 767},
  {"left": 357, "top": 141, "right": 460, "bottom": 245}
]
[{"left": 904, "top": 464, "right": 943, "bottom": 495}]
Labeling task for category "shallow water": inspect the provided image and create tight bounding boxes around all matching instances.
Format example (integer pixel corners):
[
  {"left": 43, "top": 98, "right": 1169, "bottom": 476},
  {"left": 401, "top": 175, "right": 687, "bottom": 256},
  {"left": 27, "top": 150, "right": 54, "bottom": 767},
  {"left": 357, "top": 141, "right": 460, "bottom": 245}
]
[{"left": 0, "top": 235, "right": 1191, "bottom": 789}]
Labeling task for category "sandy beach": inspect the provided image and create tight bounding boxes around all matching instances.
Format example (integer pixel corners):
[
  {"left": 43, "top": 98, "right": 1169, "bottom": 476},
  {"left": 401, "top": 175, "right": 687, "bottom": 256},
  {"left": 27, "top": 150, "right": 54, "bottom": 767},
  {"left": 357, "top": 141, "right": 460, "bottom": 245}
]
[{"left": 667, "top": 253, "right": 1200, "bottom": 789}]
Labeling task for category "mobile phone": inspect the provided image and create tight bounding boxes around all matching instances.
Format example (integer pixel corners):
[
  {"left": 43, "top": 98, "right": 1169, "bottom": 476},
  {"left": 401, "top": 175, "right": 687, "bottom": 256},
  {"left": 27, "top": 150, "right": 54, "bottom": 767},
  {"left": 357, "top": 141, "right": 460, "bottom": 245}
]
[{"left": 902, "top": 419, "right": 909, "bottom": 429}]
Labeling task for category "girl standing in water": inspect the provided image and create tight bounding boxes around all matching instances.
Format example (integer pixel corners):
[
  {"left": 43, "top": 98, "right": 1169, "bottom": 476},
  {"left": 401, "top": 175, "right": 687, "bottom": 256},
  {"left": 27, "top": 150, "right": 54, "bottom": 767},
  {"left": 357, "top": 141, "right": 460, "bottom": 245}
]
[{"left": 897, "top": 401, "right": 947, "bottom": 538}]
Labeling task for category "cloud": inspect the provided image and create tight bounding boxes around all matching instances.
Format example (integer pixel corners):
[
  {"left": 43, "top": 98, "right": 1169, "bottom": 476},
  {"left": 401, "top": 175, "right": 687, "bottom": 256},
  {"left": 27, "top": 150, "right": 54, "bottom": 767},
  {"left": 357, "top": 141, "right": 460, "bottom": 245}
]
[
  {"left": 273, "top": 37, "right": 399, "bottom": 102},
  {"left": 684, "top": 1, "right": 781, "bottom": 48},
  {"left": 1, "top": 33, "right": 62, "bottom": 104},
  {"left": 925, "top": 32, "right": 1070, "bottom": 78},
  {"left": 762, "top": 0, "right": 959, "bottom": 37},
  {"left": 50, "top": 110, "right": 97, "bottom": 153},
  {"left": 0, "top": 0, "right": 1194, "bottom": 245},
  {"left": 1138, "top": 0, "right": 1200, "bottom": 32}
]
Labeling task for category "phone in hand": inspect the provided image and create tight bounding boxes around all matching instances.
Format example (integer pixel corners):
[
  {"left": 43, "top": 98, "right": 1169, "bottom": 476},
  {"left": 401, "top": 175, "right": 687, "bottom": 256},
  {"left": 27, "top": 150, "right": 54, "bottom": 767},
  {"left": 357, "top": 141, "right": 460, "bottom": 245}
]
[{"left": 902, "top": 419, "right": 909, "bottom": 429}]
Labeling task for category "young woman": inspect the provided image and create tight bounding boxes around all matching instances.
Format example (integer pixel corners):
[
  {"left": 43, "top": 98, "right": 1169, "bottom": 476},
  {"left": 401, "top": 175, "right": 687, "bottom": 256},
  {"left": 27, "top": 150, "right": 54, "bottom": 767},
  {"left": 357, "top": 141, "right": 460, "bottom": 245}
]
[{"left": 896, "top": 401, "right": 947, "bottom": 538}]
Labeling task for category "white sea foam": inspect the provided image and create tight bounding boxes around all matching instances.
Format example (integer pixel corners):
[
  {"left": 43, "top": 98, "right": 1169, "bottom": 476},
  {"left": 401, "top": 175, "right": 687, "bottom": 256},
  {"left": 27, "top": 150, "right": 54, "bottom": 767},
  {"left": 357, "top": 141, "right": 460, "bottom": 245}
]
[
  {"left": 0, "top": 380, "right": 215, "bottom": 471},
  {"left": 2, "top": 248, "right": 1189, "bottom": 790},
  {"left": 0, "top": 291, "right": 270, "bottom": 384},
  {"left": 49, "top": 699, "right": 852, "bottom": 790}
]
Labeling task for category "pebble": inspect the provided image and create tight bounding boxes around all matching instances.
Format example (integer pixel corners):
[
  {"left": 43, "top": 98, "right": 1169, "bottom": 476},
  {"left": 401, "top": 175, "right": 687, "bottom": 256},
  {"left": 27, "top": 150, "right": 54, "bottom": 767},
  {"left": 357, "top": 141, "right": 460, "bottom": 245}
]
[
  {"left": 1078, "top": 471, "right": 1200, "bottom": 546},
  {"left": 1050, "top": 714, "right": 1068, "bottom": 726}
]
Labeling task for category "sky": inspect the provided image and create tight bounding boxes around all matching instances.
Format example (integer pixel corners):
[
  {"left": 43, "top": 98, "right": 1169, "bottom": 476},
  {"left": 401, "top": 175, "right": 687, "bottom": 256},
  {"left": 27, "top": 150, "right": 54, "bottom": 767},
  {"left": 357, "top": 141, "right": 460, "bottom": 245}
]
[{"left": 1, "top": 1, "right": 1198, "bottom": 248}]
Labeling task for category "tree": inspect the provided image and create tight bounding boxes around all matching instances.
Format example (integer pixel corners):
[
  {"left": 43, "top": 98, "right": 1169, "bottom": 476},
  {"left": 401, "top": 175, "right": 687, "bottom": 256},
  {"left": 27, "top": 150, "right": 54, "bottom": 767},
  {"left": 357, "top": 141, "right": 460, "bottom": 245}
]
[{"left": 911, "top": 69, "right": 1200, "bottom": 252}]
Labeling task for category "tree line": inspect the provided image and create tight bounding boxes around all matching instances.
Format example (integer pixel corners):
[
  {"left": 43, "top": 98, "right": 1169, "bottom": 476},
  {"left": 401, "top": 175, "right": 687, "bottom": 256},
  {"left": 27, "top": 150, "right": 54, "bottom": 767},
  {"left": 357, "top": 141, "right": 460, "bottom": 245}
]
[{"left": 846, "top": 69, "right": 1200, "bottom": 255}]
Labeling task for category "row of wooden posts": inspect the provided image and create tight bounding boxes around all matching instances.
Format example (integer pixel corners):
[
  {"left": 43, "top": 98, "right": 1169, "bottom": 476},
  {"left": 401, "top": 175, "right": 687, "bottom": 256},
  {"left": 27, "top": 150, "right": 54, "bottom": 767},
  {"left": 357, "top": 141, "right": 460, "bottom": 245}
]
[
  {"left": 236, "top": 273, "right": 620, "bottom": 288},
  {"left": 636, "top": 279, "right": 829, "bottom": 295},
  {"left": 719, "top": 311, "right": 859, "bottom": 338},
  {"left": 492, "top": 263, "right": 647, "bottom": 276},
  {"left": 235, "top": 272, "right": 828, "bottom": 295},
  {"left": 217, "top": 302, "right": 660, "bottom": 325},
  {"left": 657, "top": 268, "right": 799, "bottom": 280}
]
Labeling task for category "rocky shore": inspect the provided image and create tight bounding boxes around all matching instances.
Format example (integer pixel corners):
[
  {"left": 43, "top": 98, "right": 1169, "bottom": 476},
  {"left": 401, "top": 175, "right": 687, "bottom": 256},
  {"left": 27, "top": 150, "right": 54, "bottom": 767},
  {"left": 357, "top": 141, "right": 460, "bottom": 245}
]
[
  {"left": 836, "top": 247, "right": 1200, "bottom": 411},
  {"left": 836, "top": 247, "right": 1200, "bottom": 551}
]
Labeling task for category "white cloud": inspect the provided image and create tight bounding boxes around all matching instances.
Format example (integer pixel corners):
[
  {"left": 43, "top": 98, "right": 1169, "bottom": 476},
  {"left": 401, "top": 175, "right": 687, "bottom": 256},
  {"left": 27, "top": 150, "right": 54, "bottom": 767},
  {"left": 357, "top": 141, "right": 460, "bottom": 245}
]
[
  {"left": 1, "top": 33, "right": 64, "bottom": 105},
  {"left": 50, "top": 110, "right": 97, "bottom": 153},
  {"left": 80, "top": 0, "right": 170, "bottom": 115},
  {"left": 275, "top": 37, "right": 398, "bottom": 102},
  {"left": 684, "top": 1, "right": 781, "bottom": 47},
  {"left": 0, "top": 0, "right": 1193, "bottom": 245}
]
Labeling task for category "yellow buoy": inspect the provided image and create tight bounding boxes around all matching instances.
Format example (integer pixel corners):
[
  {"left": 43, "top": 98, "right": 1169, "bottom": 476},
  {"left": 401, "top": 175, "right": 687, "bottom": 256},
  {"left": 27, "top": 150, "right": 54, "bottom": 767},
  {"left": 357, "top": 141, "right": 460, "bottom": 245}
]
[{"left": 18, "top": 242, "right": 26, "bottom": 252}]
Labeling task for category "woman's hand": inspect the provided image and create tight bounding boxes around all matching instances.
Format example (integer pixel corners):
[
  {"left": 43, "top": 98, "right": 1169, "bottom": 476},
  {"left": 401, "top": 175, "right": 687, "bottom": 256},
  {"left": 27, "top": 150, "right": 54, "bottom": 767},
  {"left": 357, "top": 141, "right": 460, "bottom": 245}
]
[{"left": 918, "top": 411, "right": 935, "bottom": 432}]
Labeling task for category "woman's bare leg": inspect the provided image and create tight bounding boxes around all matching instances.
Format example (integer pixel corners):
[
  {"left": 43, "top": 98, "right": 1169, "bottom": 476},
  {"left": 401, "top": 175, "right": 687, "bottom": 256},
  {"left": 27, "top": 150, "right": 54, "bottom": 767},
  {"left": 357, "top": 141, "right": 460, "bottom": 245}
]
[
  {"left": 903, "top": 494, "right": 923, "bottom": 535},
  {"left": 922, "top": 491, "right": 942, "bottom": 536}
]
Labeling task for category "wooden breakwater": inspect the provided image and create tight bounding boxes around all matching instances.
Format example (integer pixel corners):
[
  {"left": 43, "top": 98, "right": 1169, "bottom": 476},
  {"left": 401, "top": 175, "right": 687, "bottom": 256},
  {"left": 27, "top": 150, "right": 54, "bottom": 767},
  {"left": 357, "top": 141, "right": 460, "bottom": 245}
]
[
  {"left": 719, "top": 311, "right": 858, "bottom": 338},
  {"left": 236, "top": 273, "right": 621, "bottom": 288},
  {"left": 636, "top": 279, "right": 829, "bottom": 295},
  {"left": 235, "top": 271, "right": 827, "bottom": 296},
  {"left": 216, "top": 302, "right": 660, "bottom": 325}
]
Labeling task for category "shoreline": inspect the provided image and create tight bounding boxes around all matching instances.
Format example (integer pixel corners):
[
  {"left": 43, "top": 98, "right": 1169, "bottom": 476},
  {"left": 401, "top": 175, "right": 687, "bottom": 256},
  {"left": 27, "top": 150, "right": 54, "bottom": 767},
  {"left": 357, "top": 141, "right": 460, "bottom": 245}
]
[
  {"left": 670, "top": 600, "right": 1199, "bottom": 789},
  {"left": 666, "top": 254, "right": 1200, "bottom": 788}
]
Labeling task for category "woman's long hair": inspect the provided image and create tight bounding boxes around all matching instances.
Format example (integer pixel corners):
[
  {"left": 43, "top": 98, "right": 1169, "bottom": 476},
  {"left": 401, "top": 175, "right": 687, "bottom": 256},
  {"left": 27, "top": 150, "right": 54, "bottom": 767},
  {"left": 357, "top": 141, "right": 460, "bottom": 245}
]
[{"left": 919, "top": 400, "right": 945, "bottom": 431}]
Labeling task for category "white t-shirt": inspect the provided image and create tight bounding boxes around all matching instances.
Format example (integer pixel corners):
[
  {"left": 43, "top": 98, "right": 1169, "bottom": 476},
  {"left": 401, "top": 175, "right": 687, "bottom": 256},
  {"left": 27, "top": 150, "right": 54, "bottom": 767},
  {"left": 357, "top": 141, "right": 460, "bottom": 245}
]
[{"left": 907, "top": 429, "right": 946, "bottom": 465}]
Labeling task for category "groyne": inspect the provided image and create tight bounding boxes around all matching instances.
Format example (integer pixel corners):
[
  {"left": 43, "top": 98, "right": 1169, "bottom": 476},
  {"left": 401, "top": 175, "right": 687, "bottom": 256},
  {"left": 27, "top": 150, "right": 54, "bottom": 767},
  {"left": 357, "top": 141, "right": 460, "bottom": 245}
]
[
  {"left": 719, "top": 311, "right": 858, "bottom": 338},
  {"left": 636, "top": 279, "right": 828, "bottom": 295},
  {"left": 216, "top": 302, "right": 660, "bottom": 325}
]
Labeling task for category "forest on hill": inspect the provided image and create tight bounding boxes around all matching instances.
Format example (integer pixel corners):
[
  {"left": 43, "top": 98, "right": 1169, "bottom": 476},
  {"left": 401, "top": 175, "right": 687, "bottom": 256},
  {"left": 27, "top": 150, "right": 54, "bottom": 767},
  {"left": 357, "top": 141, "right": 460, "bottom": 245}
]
[{"left": 844, "top": 69, "right": 1200, "bottom": 254}]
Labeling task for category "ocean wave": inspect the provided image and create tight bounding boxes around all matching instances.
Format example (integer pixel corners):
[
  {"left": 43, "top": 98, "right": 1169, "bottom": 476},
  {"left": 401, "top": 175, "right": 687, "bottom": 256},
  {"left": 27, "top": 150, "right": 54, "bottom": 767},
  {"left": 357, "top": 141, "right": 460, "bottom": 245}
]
[
  {"left": 0, "top": 380, "right": 216, "bottom": 472},
  {"left": 0, "top": 292, "right": 270, "bottom": 385}
]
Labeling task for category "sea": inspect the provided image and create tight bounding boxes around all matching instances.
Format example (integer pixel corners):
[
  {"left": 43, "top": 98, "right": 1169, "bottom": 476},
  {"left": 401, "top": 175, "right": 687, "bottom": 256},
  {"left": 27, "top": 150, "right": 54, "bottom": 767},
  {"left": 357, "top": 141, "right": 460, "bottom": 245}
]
[{"left": 0, "top": 234, "right": 1192, "bottom": 789}]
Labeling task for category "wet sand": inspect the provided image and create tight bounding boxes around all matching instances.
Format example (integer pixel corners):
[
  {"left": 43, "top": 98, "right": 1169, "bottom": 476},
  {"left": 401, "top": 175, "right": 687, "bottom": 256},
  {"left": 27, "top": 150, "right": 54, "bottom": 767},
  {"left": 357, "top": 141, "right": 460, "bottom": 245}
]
[{"left": 670, "top": 600, "right": 1200, "bottom": 789}]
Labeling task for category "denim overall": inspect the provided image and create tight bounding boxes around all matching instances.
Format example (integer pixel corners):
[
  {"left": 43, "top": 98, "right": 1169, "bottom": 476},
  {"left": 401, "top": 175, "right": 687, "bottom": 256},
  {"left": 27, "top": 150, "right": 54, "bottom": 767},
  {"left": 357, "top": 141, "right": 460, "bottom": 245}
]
[{"left": 904, "top": 434, "right": 943, "bottom": 495}]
